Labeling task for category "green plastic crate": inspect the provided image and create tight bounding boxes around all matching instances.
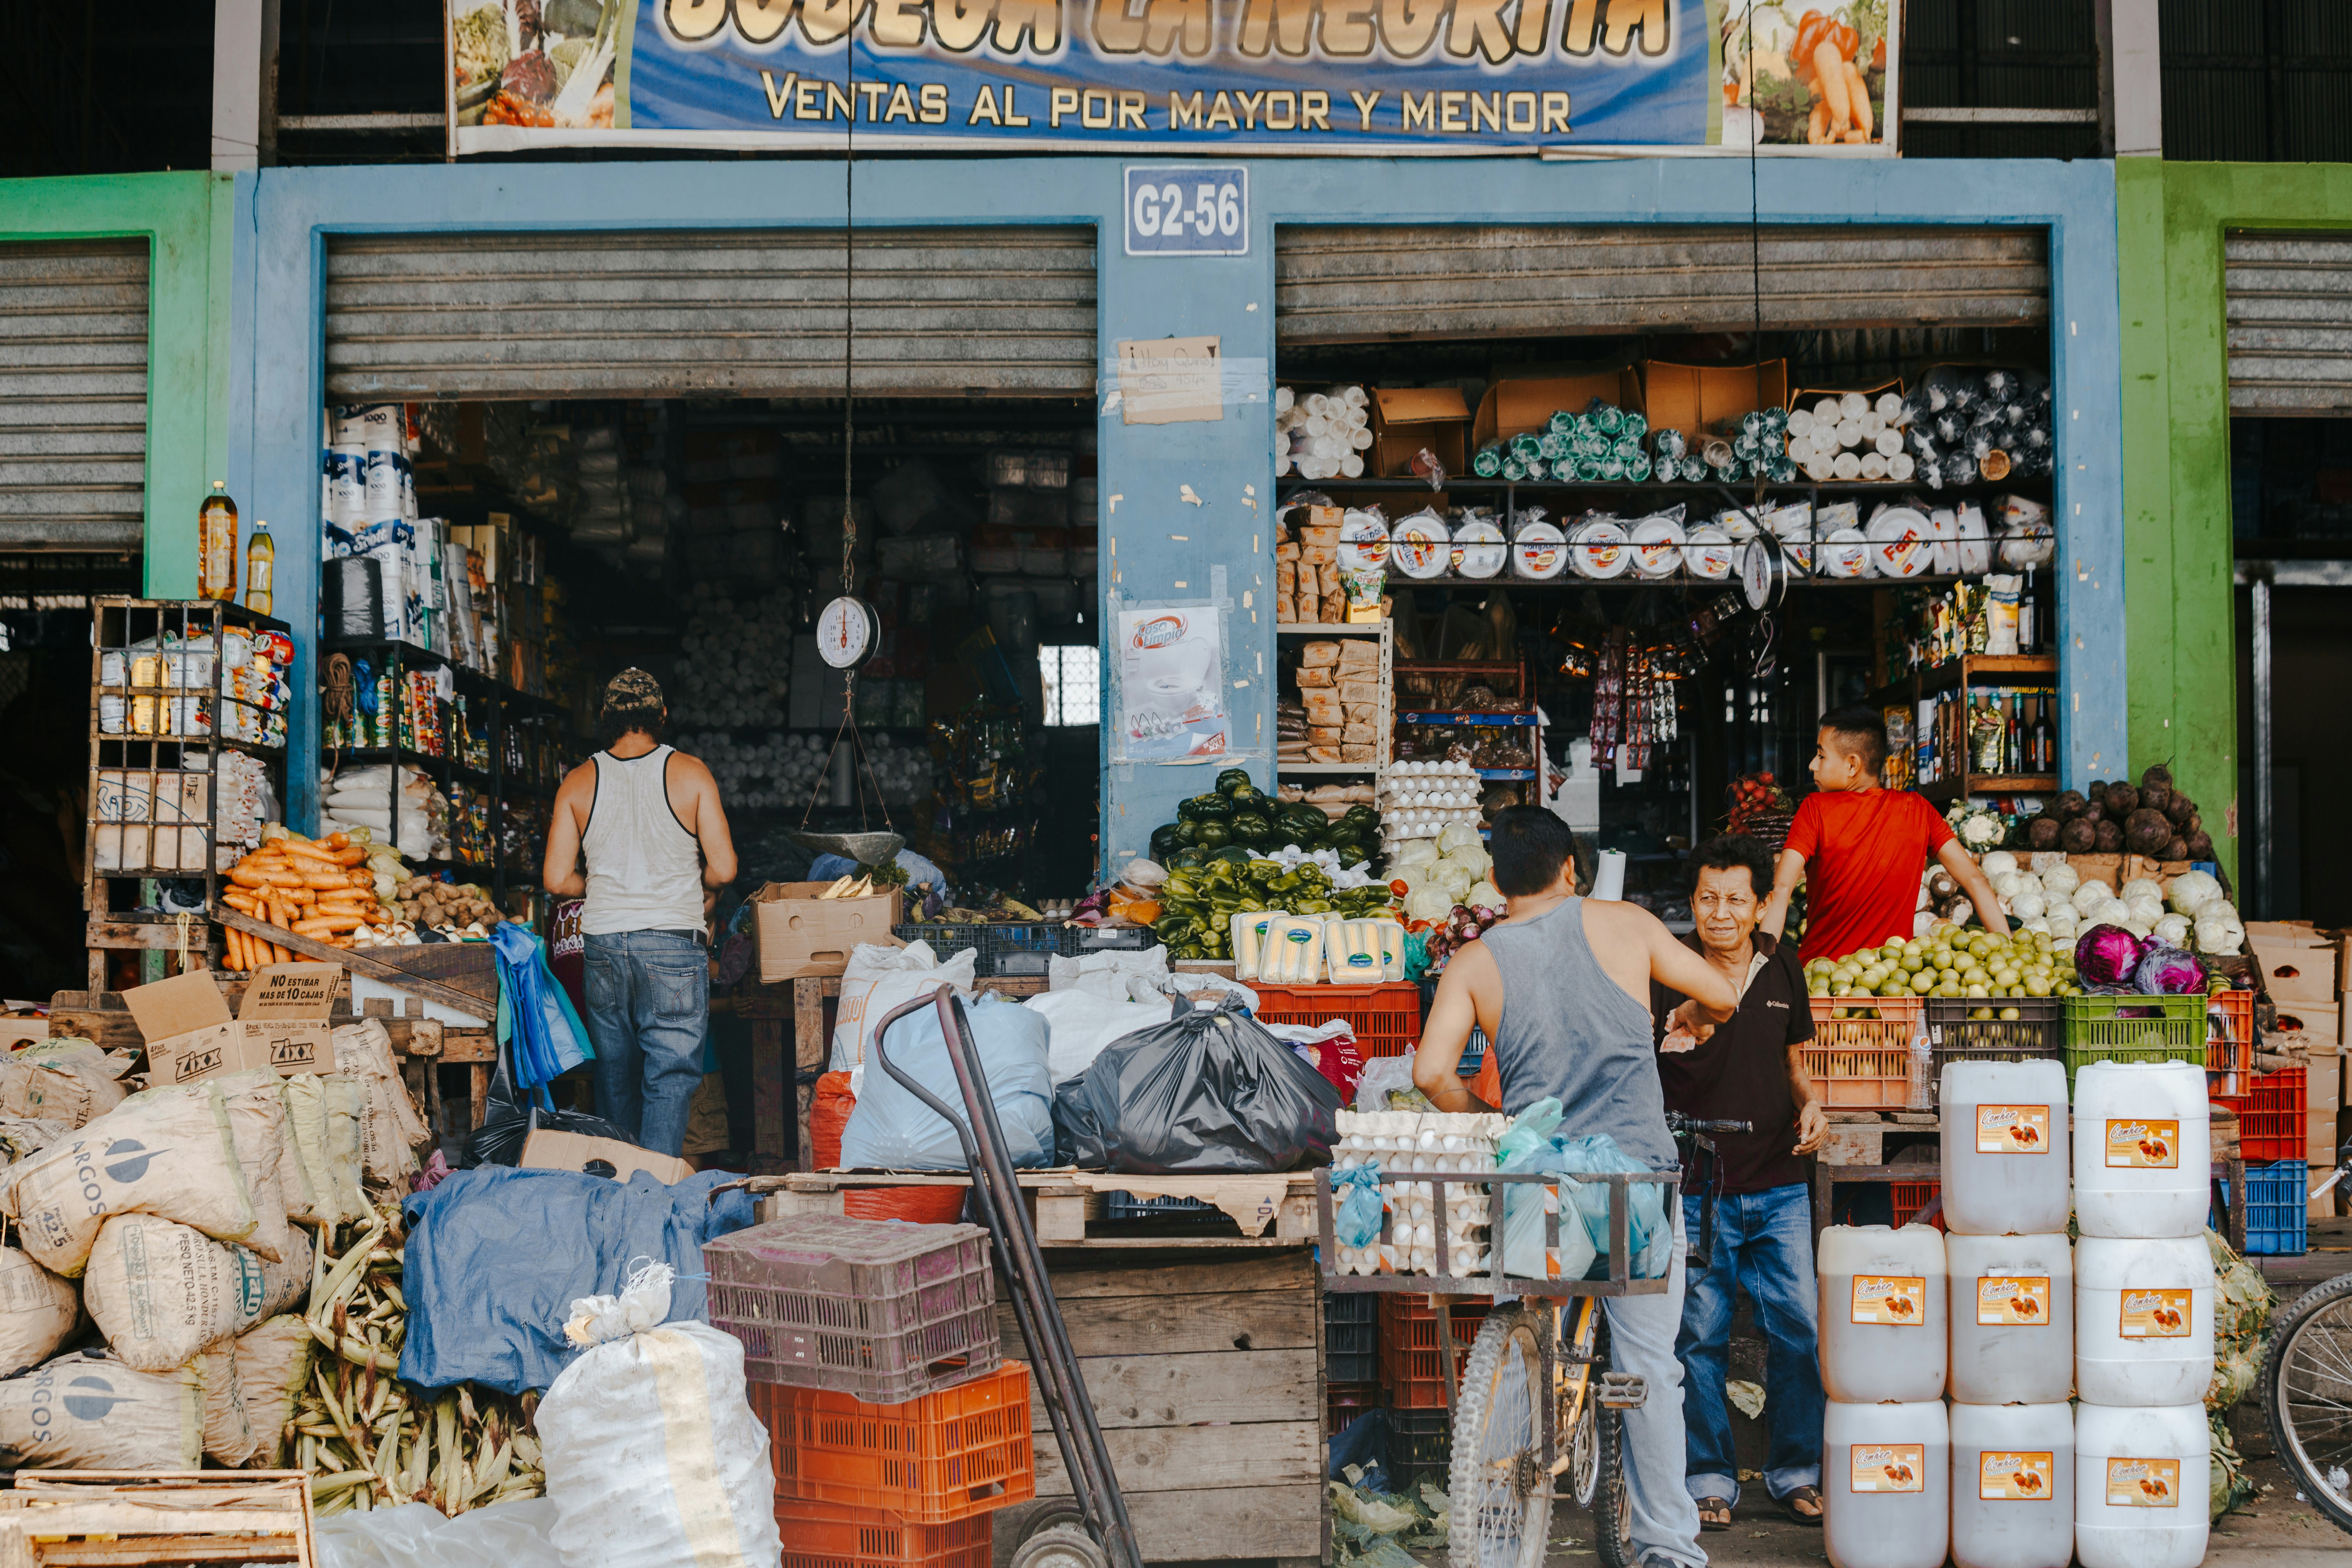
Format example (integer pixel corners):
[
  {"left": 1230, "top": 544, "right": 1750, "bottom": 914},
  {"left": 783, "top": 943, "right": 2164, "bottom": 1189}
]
[{"left": 2061, "top": 994, "right": 2207, "bottom": 1089}]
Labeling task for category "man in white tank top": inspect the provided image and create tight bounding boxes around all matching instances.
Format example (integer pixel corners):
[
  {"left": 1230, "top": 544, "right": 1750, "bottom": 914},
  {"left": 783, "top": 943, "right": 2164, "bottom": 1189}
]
[{"left": 543, "top": 669, "right": 738, "bottom": 1158}]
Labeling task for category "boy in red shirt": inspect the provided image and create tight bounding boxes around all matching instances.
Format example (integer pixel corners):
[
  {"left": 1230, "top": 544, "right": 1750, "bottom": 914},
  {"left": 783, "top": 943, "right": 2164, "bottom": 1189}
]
[{"left": 1761, "top": 705, "right": 2009, "bottom": 964}]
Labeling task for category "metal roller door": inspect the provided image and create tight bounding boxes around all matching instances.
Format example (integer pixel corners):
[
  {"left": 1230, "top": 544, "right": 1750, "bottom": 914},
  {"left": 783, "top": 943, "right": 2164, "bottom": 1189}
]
[
  {"left": 325, "top": 228, "right": 1097, "bottom": 400},
  {"left": 1275, "top": 225, "right": 2048, "bottom": 344},
  {"left": 0, "top": 240, "right": 148, "bottom": 551},
  {"left": 2225, "top": 232, "right": 2352, "bottom": 417}
]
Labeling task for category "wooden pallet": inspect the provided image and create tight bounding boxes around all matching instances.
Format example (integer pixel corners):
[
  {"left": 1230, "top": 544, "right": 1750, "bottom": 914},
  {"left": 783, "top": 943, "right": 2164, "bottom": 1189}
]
[
  {"left": 0, "top": 1471, "right": 314, "bottom": 1566},
  {"left": 752, "top": 1170, "right": 1320, "bottom": 1247}
]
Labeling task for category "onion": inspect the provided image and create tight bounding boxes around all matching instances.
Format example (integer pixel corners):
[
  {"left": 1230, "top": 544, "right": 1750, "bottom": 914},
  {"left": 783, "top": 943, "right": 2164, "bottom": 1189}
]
[
  {"left": 2041, "top": 863, "right": 2081, "bottom": 897},
  {"left": 1980, "top": 851, "right": 2020, "bottom": 878}
]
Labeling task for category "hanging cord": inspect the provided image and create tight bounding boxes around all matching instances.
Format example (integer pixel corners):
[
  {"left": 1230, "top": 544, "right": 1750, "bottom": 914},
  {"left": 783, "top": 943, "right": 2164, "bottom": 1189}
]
[{"left": 1744, "top": 8, "right": 1778, "bottom": 682}]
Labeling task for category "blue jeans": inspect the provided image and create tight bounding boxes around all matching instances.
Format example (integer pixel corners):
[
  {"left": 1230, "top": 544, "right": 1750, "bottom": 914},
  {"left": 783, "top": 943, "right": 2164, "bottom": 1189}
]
[
  {"left": 583, "top": 930, "right": 709, "bottom": 1157},
  {"left": 1675, "top": 1184, "right": 1825, "bottom": 1507}
]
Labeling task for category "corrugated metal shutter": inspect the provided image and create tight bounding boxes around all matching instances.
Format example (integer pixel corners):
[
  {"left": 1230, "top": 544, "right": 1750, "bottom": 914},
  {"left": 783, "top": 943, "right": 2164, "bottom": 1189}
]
[
  {"left": 1275, "top": 225, "right": 2047, "bottom": 344},
  {"left": 326, "top": 228, "right": 1096, "bottom": 400},
  {"left": 2226, "top": 232, "right": 2352, "bottom": 417},
  {"left": 0, "top": 240, "right": 148, "bottom": 551}
]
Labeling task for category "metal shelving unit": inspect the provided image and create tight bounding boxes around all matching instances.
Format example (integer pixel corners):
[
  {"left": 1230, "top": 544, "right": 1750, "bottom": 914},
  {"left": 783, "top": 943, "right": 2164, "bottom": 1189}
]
[
  {"left": 1274, "top": 618, "right": 1392, "bottom": 782},
  {"left": 84, "top": 598, "right": 293, "bottom": 983}
]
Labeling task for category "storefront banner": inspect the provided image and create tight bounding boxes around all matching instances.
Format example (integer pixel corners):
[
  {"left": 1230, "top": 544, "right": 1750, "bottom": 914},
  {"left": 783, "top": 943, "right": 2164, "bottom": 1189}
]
[
  {"left": 450, "top": 0, "right": 1895, "bottom": 154},
  {"left": 1113, "top": 606, "right": 1230, "bottom": 761}
]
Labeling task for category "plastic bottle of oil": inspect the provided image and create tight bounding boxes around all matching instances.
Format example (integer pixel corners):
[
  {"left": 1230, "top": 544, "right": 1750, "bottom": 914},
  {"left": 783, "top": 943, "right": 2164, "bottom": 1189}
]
[
  {"left": 244, "top": 521, "right": 274, "bottom": 617},
  {"left": 1940, "top": 1058, "right": 2070, "bottom": 1235},
  {"left": 1823, "top": 1398, "right": 1949, "bottom": 1568},
  {"left": 1947, "top": 1231, "right": 2073, "bottom": 1405},
  {"left": 2076, "top": 1235, "right": 2214, "bottom": 1407},
  {"left": 1949, "top": 1401, "right": 2073, "bottom": 1568},
  {"left": 197, "top": 480, "right": 238, "bottom": 601},
  {"left": 2075, "top": 1402, "right": 2208, "bottom": 1568},
  {"left": 2073, "top": 1061, "right": 2211, "bottom": 1239},
  {"left": 1817, "top": 1224, "right": 1947, "bottom": 1403}
]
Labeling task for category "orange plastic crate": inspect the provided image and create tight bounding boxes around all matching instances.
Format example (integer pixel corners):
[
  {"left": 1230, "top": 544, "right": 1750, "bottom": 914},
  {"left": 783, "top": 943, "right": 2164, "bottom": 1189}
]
[
  {"left": 777, "top": 1502, "right": 992, "bottom": 1568},
  {"left": 755, "top": 1361, "right": 1035, "bottom": 1524},
  {"left": 1805, "top": 997, "right": 1922, "bottom": 1109},
  {"left": 1377, "top": 1294, "right": 1489, "bottom": 1409},
  {"left": 1252, "top": 982, "right": 1421, "bottom": 1058},
  {"left": 2243, "top": 1068, "right": 2307, "bottom": 1164},
  {"left": 2207, "top": 991, "right": 2256, "bottom": 1107},
  {"left": 1891, "top": 1181, "right": 1940, "bottom": 1229}
]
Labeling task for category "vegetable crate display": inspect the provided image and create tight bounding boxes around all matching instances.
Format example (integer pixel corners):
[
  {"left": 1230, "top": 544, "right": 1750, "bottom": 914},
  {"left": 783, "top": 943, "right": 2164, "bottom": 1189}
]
[
  {"left": 2208, "top": 989, "right": 2257, "bottom": 1107},
  {"left": 83, "top": 598, "right": 294, "bottom": 982},
  {"left": 1926, "top": 996, "right": 2061, "bottom": 1069},
  {"left": 1254, "top": 982, "right": 1421, "bottom": 1058},
  {"left": 1152, "top": 854, "right": 1394, "bottom": 965},
  {"left": 703, "top": 1215, "right": 1000, "bottom": 1403},
  {"left": 1804, "top": 998, "right": 1923, "bottom": 1109},
  {"left": 2242, "top": 1069, "right": 2308, "bottom": 1165},
  {"left": 754, "top": 1360, "right": 1036, "bottom": 1526},
  {"left": 2059, "top": 994, "right": 2206, "bottom": 1090},
  {"left": 2243, "top": 1160, "right": 2309, "bottom": 1257},
  {"left": 777, "top": 1500, "right": 993, "bottom": 1568}
]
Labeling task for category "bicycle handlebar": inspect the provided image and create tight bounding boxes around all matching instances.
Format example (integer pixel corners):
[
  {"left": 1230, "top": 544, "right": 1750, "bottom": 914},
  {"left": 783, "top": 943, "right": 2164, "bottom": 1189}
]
[{"left": 1668, "top": 1115, "right": 1754, "bottom": 1135}]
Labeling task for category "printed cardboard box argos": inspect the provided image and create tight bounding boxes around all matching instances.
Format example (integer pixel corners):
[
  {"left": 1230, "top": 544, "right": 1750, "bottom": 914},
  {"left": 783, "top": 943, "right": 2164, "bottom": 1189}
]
[{"left": 123, "top": 963, "right": 342, "bottom": 1086}]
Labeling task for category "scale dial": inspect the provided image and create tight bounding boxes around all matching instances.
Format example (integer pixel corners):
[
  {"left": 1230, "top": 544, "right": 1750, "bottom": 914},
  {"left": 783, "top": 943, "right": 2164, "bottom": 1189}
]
[
  {"left": 817, "top": 596, "right": 882, "bottom": 670},
  {"left": 1741, "top": 535, "right": 1787, "bottom": 613}
]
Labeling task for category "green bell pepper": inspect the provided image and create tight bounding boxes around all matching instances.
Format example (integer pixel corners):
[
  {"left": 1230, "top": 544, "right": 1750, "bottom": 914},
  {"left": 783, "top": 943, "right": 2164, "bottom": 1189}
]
[
  {"left": 1216, "top": 768, "right": 1253, "bottom": 795},
  {"left": 1193, "top": 822, "right": 1232, "bottom": 850},
  {"left": 1230, "top": 812, "right": 1273, "bottom": 847},
  {"left": 1178, "top": 792, "right": 1233, "bottom": 824}
]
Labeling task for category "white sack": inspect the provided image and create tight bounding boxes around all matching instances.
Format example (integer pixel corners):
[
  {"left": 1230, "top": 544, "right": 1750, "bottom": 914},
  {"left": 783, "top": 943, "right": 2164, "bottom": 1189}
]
[
  {"left": 284, "top": 1074, "right": 369, "bottom": 1224},
  {"left": 3, "top": 1083, "right": 257, "bottom": 1275},
  {"left": 236, "top": 1314, "right": 317, "bottom": 1467},
  {"left": 0, "top": 1040, "right": 130, "bottom": 1128},
  {"left": 0, "top": 1245, "right": 81, "bottom": 1374},
  {"left": 0, "top": 1349, "right": 204, "bottom": 1470},
  {"left": 1024, "top": 990, "right": 1172, "bottom": 1083},
  {"left": 317, "top": 1499, "right": 565, "bottom": 1568},
  {"left": 80, "top": 1212, "right": 311, "bottom": 1373},
  {"left": 332, "top": 1021, "right": 431, "bottom": 1184},
  {"left": 199, "top": 1339, "right": 259, "bottom": 1465},
  {"left": 829, "top": 940, "right": 977, "bottom": 1071}
]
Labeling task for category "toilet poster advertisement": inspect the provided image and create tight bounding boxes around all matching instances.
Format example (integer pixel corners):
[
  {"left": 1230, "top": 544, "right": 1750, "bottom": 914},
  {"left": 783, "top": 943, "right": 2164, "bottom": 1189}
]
[
  {"left": 448, "top": 0, "right": 1899, "bottom": 155},
  {"left": 1116, "top": 607, "right": 1229, "bottom": 762}
]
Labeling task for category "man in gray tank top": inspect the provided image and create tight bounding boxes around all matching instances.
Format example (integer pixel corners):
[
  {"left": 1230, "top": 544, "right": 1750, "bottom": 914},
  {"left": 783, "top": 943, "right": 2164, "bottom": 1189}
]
[
  {"left": 1414, "top": 807, "right": 1739, "bottom": 1568},
  {"left": 544, "top": 670, "right": 739, "bottom": 1158}
]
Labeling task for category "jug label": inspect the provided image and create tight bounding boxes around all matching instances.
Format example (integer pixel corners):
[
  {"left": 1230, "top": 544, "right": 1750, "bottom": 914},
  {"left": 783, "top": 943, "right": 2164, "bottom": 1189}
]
[
  {"left": 1850, "top": 1444, "right": 1925, "bottom": 1493},
  {"left": 1979, "top": 1451, "right": 2054, "bottom": 1500},
  {"left": 1976, "top": 1275, "right": 2051, "bottom": 1325},
  {"left": 2105, "top": 1457, "right": 2181, "bottom": 1507},
  {"left": 2104, "top": 1118, "right": 2180, "bottom": 1168},
  {"left": 1976, "top": 1104, "right": 2050, "bottom": 1153},
  {"left": 1850, "top": 1275, "right": 1925, "bottom": 1325},
  {"left": 2119, "top": 1288, "right": 2193, "bottom": 1338}
]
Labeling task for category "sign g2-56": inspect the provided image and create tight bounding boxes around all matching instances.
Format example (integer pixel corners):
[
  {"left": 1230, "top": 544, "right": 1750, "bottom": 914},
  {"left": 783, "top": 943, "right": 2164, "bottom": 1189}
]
[{"left": 1125, "top": 167, "right": 1249, "bottom": 257}]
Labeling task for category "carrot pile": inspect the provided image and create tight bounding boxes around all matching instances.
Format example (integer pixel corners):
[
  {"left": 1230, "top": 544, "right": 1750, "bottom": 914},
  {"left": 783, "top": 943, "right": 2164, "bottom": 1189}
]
[{"left": 218, "top": 829, "right": 390, "bottom": 968}]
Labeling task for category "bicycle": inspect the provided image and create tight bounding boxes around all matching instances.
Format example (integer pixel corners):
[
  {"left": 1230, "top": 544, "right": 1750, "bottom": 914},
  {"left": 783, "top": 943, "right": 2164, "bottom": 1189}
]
[
  {"left": 1316, "top": 1119, "right": 1740, "bottom": 1568},
  {"left": 2260, "top": 1153, "right": 2352, "bottom": 1537}
]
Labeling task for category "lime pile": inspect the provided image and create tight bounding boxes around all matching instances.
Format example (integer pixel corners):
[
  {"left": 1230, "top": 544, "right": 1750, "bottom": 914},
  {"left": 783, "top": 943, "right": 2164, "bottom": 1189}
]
[{"left": 1805, "top": 927, "right": 2083, "bottom": 1011}]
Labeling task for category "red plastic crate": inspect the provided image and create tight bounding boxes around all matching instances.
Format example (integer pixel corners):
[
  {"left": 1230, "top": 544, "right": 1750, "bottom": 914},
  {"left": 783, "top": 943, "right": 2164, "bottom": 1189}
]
[
  {"left": 1252, "top": 982, "right": 1421, "bottom": 1058},
  {"left": 1377, "top": 1294, "right": 1490, "bottom": 1409},
  {"left": 2207, "top": 991, "right": 2257, "bottom": 1108},
  {"left": 1892, "top": 1181, "right": 1940, "bottom": 1229},
  {"left": 754, "top": 1361, "right": 1035, "bottom": 1524},
  {"left": 777, "top": 1501, "right": 992, "bottom": 1568},
  {"left": 2243, "top": 1068, "right": 2308, "bottom": 1164},
  {"left": 1328, "top": 1380, "right": 1382, "bottom": 1437}
]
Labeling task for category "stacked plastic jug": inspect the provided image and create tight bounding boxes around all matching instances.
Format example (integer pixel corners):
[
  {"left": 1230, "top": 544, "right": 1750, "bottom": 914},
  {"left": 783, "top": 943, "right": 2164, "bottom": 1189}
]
[{"left": 2072, "top": 1059, "right": 2214, "bottom": 1568}]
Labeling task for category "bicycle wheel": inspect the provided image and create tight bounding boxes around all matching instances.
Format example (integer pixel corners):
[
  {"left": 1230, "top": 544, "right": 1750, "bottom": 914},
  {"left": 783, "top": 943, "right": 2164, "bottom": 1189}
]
[
  {"left": 2262, "top": 1269, "right": 2352, "bottom": 1534},
  {"left": 1449, "top": 1309, "right": 1553, "bottom": 1568},
  {"left": 1590, "top": 1320, "right": 1638, "bottom": 1568},
  {"left": 1563, "top": 1398, "right": 1600, "bottom": 1509}
]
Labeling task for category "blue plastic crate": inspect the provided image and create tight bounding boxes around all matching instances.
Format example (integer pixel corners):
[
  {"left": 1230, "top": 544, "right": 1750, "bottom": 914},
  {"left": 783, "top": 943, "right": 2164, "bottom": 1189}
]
[{"left": 2245, "top": 1159, "right": 2309, "bottom": 1257}]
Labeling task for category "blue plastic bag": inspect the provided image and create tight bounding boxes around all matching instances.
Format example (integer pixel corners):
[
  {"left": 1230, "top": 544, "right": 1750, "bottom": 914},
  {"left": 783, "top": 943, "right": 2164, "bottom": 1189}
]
[
  {"left": 842, "top": 995, "right": 1055, "bottom": 1168},
  {"left": 491, "top": 922, "right": 592, "bottom": 1109},
  {"left": 1332, "top": 1162, "right": 1387, "bottom": 1248},
  {"left": 1494, "top": 1098, "right": 1671, "bottom": 1281}
]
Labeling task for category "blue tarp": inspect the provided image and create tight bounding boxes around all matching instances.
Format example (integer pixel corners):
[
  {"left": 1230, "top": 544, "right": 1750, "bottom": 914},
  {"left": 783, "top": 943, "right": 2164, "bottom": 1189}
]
[{"left": 398, "top": 1166, "right": 757, "bottom": 1394}]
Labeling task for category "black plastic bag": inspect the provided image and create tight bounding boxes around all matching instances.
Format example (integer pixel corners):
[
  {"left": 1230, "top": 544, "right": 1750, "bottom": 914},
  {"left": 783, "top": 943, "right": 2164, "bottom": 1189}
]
[
  {"left": 461, "top": 1028, "right": 642, "bottom": 1168},
  {"left": 1054, "top": 992, "right": 1341, "bottom": 1174}
]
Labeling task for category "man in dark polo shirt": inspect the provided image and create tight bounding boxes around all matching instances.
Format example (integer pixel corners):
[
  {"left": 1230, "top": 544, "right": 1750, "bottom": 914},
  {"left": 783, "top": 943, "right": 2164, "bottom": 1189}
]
[{"left": 1651, "top": 834, "right": 1828, "bottom": 1532}]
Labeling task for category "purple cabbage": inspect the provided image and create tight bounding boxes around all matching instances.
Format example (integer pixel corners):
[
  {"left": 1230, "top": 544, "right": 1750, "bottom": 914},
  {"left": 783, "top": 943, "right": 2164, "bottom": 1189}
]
[
  {"left": 2131, "top": 941, "right": 2207, "bottom": 997},
  {"left": 2075, "top": 924, "right": 2146, "bottom": 991}
]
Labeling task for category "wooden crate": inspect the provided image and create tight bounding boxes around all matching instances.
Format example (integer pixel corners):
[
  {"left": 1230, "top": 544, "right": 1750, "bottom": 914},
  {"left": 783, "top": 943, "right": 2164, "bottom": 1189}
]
[{"left": 0, "top": 1470, "right": 315, "bottom": 1565}]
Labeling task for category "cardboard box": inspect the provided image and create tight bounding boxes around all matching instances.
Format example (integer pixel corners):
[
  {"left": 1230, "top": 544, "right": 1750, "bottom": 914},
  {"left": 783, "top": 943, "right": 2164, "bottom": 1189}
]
[
  {"left": 1368, "top": 388, "right": 1470, "bottom": 479},
  {"left": 1470, "top": 371, "right": 1642, "bottom": 452},
  {"left": 0, "top": 1018, "right": 46, "bottom": 1050},
  {"left": 752, "top": 882, "right": 904, "bottom": 983},
  {"left": 2274, "top": 1000, "right": 2341, "bottom": 1043},
  {"left": 121, "top": 962, "right": 342, "bottom": 1087},
  {"left": 2253, "top": 936, "right": 2337, "bottom": 1005},
  {"left": 522, "top": 1128, "right": 693, "bottom": 1185},
  {"left": 1638, "top": 359, "right": 1790, "bottom": 438}
]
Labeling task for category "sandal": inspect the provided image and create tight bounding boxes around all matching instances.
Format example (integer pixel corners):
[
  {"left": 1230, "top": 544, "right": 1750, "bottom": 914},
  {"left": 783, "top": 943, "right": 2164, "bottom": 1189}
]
[
  {"left": 1695, "top": 1497, "right": 1734, "bottom": 1532},
  {"left": 1779, "top": 1485, "right": 1823, "bottom": 1526}
]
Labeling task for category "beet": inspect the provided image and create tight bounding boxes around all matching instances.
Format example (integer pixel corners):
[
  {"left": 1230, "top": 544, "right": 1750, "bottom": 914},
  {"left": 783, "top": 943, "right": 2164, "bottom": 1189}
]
[
  {"left": 2126, "top": 807, "right": 2171, "bottom": 842},
  {"left": 2028, "top": 815, "right": 2062, "bottom": 850},
  {"left": 2165, "top": 836, "right": 2190, "bottom": 861},
  {"left": 2163, "top": 792, "right": 2194, "bottom": 826},
  {"left": 2052, "top": 789, "right": 2088, "bottom": 821},
  {"left": 2185, "top": 812, "right": 2202, "bottom": 835},
  {"left": 2184, "top": 830, "right": 2215, "bottom": 860},
  {"left": 2094, "top": 819, "right": 2124, "bottom": 852},
  {"left": 2141, "top": 762, "right": 2174, "bottom": 789},
  {"left": 2126, "top": 820, "right": 2171, "bottom": 856},
  {"left": 2084, "top": 781, "right": 2109, "bottom": 812},
  {"left": 2060, "top": 817, "right": 2097, "bottom": 853},
  {"left": 2103, "top": 782, "right": 2139, "bottom": 818},
  {"left": 2140, "top": 784, "right": 2173, "bottom": 817}
]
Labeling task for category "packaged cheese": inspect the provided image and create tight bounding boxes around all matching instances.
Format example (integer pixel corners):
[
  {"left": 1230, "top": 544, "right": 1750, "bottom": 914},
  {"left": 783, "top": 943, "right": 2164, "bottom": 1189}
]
[
  {"left": 1259, "top": 916, "right": 1329, "bottom": 986},
  {"left": 1228, "top": 910, "right": 1286, "bottom": 984},
  {"left": 1327, "top": 918, "right": 1405, "bottom": 982}
]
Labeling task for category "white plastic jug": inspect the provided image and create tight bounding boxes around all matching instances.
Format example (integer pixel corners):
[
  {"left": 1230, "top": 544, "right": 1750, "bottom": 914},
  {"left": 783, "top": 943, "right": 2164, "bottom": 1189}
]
[
  {"left": 1940, "top": 1059, "right": 2070, "bottom": 1235},
  {"left": 2074, "top": 1402, "right": 2209, "bottom": 1568},
  {"left": 1946, "top": 1232, "right": 2073, "bottom": 1406},
  {"left": 2072, "top": 1061, "right": 2211, "bottom": 1238},
  {"left": 1816, "top": 1225, "right": 1947, "bottom": 1403},
  {"left": 1949, "top": 1401, "right": 2074, "bottom": 1568},
  {"left": 2076, "top": 1235, "right": 2214, "bottom": 1407},
  {"left": 1823, "top": 1398, "right": 1949, "bottom": 1568}
]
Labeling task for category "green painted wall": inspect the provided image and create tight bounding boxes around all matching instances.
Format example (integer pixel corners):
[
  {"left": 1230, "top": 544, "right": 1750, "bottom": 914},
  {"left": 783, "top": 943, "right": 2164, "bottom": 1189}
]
[
  {"left": 2118, "top": 160, "right": 2352, "bottom": 883},
  {"left": 0, "top": 172, "right": 236, "bottom": 596}
]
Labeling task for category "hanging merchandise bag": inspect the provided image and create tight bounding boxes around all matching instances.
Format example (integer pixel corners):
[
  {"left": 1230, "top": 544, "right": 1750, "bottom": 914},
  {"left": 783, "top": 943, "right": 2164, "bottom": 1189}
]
[
  {"left": 492, "top": 921, "right": 594, "bottom": 1105},
  {"left": 1055, "top": 991, "right": 1342, "bottom": 1174},
  {"left": 536, "top": 1261, "right": 781, "bottom": 1568}
]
